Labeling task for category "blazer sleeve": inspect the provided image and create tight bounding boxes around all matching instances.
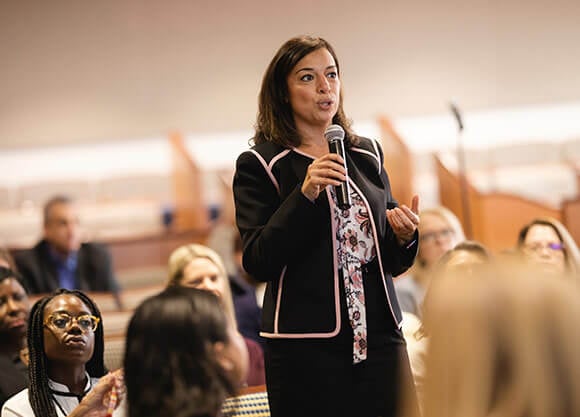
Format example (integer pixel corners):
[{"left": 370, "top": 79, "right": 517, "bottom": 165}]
[{"left": 233, "top": 150, "right": 325, "bottom": 282}]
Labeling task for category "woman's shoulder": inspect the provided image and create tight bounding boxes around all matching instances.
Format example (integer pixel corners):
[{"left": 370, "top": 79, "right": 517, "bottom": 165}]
[
  {"left": 2, "top": 388, "right": 32, "bottom": 416},
  {"left": 350, "top": 136, "right": 380, "bottom": 152},
  {"left": 348, "top": 136, "right": 383, "bottom": 170},
  {"left": 237, "top": 141, "right": 292, "bottom": 168}
]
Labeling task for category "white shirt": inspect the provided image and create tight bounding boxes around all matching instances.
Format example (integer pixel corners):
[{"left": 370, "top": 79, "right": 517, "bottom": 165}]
[{"left": 1, "top": 373, "right": 124, "bottom": 417}]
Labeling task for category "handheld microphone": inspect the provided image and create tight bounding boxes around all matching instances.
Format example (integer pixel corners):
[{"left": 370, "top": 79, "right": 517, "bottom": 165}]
[{"left": 324, "top": 124, "right": 351, "bottom": 210}]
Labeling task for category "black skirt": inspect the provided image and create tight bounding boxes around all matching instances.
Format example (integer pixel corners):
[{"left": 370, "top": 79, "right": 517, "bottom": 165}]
[{"left": 264, "top": 258, "right": 419, "bottom": 417}]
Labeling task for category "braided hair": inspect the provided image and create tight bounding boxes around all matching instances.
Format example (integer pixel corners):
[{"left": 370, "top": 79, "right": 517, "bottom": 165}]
[{"left": 27, "top": 289, "right": 106, "bottom": 417}]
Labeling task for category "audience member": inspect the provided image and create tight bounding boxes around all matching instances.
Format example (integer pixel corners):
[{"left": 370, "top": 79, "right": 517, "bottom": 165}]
[
  {"left": 517, "top": 217, "right": 580, "bottom": 275},
  {"left": 421, "top": 263, "right": 580, "bottom": 417},
  {"left": 404, "top": 241, "right": 491, "bottom": 409},
  {"left": 167, "top": 244, "right": 265, "bottom": 386},
  {"left": 230, "top": 234, "right": 262, "bottom": 345},
  {"left": 124, "top": 286, "right": 249, "bottom": 417},
  {"left": 0, "top": 267, "right": 29, "bottom": 408},
  {"left": 1, "top": 289, "right": 124, "bottom": 417},
  {"left": 395, "top": 206, "right": 464, "bottom": 318},
  {"left": 14, "top": 195, "right": 122, "bottom": 308}
]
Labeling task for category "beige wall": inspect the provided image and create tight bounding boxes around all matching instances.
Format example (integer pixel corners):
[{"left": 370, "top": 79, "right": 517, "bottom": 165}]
[{"left": 2, "top": 0, "right": 580, "bottom": 148}]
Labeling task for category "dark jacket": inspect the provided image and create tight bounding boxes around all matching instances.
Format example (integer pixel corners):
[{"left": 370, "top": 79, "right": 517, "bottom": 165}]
[
  {"left": 0, "top": 353, "right": 27, "bottom": 408},
  {"left": 14, "top": 240, "right": 120, "bottom": 295},
  {"left": 233, "top": 137, "right": 418, "bottom": 338},
  {"left": 230, "top": 273, "right": 262, "bottom": 346}
]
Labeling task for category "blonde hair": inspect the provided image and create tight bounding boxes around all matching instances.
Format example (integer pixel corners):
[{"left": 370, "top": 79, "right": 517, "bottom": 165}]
[
  {"left": 422, "top": 263, "right": 580, "bottom": 417},
  {"left": 167, "top": 244, "right": 236, "bottom": 324},
  {"left": 517, "top": 217, "right": 580, "bottom": 275},
  {"left": 412, "top": 206, "right": 466, "bottom": 279}
]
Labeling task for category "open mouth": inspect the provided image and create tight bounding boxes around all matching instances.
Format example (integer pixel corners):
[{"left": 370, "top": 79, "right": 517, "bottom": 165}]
[{"left": 318, "top": 100, "right": 334, "bottom": 109}]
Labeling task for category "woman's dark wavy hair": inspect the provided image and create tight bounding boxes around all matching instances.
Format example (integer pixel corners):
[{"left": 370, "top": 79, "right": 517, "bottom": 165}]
[
  {"left": 124, "top": 286, "right": 236, "bottom": 417},
  {"left": 254, "top": 35, "right": 359, "bottom": 148},
  {"left": 27, "top": 289, "right": 105, "bottom": 417}
]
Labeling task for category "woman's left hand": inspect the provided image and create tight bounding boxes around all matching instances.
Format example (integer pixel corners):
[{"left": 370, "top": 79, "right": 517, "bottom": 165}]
[
  {"left": 386, "top": 195, "right": 420, "bottom": 245},
  {"left": 68, "top": 370, "right": 125, "bottom": 417}
]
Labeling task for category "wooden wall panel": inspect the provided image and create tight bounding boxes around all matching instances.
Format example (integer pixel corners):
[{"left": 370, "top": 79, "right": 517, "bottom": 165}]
[
  {"left": 435, "top": 155, "right": 563, "bottom": 252},
  {"left": 379, "top": 117, "right": 414, "bottom": 206},
  {"left": 169, "top": 132, "right": 210, "bottom": 231}
]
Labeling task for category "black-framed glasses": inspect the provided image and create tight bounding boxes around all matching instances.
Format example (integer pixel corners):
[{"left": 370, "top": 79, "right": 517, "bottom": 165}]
[
  {"left": 524, "top": 242, "right": 565, "bottom": 254},
  {"left": 44, "top": 313, "right": 100, "bottom": 332}
]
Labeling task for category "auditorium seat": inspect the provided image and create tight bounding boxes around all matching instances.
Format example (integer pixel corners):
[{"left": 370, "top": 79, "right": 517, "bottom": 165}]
[
  {"left": 104, "top": 335, "right": 126, "bottom": 371},
  {"left": 222, "top": 386, "right": 270, "bottom": 417}
]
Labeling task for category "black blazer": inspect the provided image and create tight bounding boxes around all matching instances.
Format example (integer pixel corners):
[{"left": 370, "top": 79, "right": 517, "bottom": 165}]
[
  {"left": 233, "top": 137, "right": 418, "bottom": 338},
  {"left": 14, "top": 240, "right": 120, "bottom": 295}
]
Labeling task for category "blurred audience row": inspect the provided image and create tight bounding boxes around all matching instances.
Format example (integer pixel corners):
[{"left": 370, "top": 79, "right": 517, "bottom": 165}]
[
  {"left": 0, "top": 241, "right": 263, "bottom": 416},
  {"left": 395, "top": 207, "right": 580, "bottom": 417},
  {"left": 1, "top": 193, "right": 579, "bottom": 416}
]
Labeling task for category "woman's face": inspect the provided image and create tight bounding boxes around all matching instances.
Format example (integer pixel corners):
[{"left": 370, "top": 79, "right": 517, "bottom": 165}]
[
  {"left": 43, "top": 294, "right": 96, "bottom": 366},
  {"left": 286, "top": 47, "right": 340, "bottom": 134},
  {"left": 181, "top": 258, "right": 228, "bottom": 300},
  {"left": 522, "top": 224, "right": 566, "bottom": 273},
  {"left": 0, "top": 278, "right": 29, "bottom": 341},
  {"left": 419, "top": 213, "right": 459, "bottom": 267}
]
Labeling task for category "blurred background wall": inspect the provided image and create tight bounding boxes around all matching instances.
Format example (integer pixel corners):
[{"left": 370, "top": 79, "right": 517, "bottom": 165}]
[{"left": 2, "top": 0, "right": 580, "bottom": 148}]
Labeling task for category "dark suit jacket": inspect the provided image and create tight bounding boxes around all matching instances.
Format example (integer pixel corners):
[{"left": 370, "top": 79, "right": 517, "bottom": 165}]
[
  {"left": 14, "top": 240, "right": 120, "bottom": 296},
  {"left": 0, "top": 354, "right": 27, "bottom": 408},
  {"left": 233, "top": 137, "right": 418, "bottom": 339}
]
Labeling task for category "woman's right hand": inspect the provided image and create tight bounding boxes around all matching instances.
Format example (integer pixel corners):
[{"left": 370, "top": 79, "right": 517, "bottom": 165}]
[{"left": 301, "top": 153, "right": 347, "bottom": 202}]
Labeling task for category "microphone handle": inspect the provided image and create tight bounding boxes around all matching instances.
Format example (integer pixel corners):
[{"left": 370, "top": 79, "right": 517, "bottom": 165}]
[{"left": 328, "top": 139, "right": 352, "bottom": 210}]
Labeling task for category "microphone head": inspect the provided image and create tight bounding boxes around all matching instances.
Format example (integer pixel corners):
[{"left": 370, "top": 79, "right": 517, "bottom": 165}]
[
  {"left": 449, "top": 102, "right": 464, "bottom": 131},
  {"left": 324, "top": 124, "right": 345, "bottom": 143}
]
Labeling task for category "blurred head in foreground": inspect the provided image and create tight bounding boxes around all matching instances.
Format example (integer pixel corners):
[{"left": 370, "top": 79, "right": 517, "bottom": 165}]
[{"left": 421, "top": 263, "right": 580, "bottom": 417}]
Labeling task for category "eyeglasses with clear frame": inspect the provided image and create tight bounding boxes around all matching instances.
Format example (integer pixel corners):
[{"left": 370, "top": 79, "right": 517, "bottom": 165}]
[
  {"left": 43, "top": 313, "right": 100, "bottom": 332},
  {"left": 420, "top": 228, "right": 455, "bottom": 244}
]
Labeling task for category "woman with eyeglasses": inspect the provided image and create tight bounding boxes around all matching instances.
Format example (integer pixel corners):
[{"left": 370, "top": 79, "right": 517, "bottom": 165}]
[
  {"left": 1, "top": 289, "right": 124, "bottom": 417},
  {"left": 517, "top": 217, "right": 580, "bottom": 276},
  {"left": 395, "top": 206, "right": 465, "bottom": 319}
]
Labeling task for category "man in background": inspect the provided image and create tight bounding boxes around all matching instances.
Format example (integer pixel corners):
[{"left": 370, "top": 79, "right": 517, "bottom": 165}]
[{"left": 14, "top": 195, "right": 122, "bottom": 307}]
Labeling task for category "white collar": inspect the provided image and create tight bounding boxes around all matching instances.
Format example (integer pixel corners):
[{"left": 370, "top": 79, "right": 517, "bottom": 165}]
[{"left": 48, "top": 371, "right": 92, "bottom": 396}]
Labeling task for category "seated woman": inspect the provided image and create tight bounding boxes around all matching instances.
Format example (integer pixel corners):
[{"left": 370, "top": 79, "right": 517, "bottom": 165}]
[
  {"left": 0, "top": 267, "right": 29, "bottom": 408},
  {"left": 167, "top": 244, "right": 265, "bottom": 387},
  {"left": 517, "top": 217, "right": 580, "bottom": 276},
  {"left": 124, "top": 286, "right": 248, "bottom": 417},
  {"left": 395, "top": 206, "right": 465, "bottom": 318},
  {"left": 1, "top": 289, "right": 123, "bottom": 417}
]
